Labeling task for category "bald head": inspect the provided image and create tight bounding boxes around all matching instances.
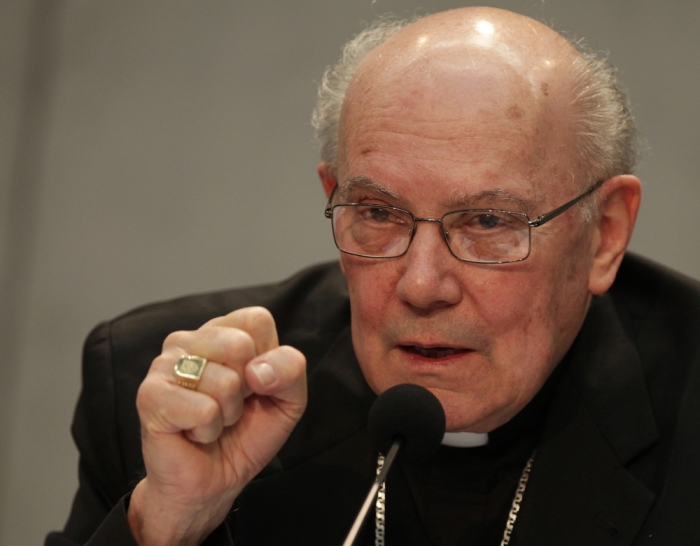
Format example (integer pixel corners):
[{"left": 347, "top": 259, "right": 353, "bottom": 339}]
[
  {"left": 313, "top": 7, "right": 637, "bottom": 191},
  {"left": 352, "top": 7, "right": 579, "bottom": 93},
  {"left": 340, "top": 8, "right": 582, "bottom": 190}
]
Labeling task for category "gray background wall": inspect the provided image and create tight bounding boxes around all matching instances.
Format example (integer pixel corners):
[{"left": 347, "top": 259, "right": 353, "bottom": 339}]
[{"left": 1, "top": 1, "right": 698, "bottom": 544}]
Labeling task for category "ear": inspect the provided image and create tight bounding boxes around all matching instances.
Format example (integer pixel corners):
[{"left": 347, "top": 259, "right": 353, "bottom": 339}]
[
  {"left": 588, "top": 175, "right": 642, "bottom": 295},
  {"left": 318, "top": 162, "right": 346, "bottom": 275},
  {"left": 317, "top": 162, "right": 337, "bottom": 198}
]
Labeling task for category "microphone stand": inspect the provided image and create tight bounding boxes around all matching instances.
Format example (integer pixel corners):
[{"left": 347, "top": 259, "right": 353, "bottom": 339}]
[{"left": 342, "top": 439, "right": 402, "bottom": 546}]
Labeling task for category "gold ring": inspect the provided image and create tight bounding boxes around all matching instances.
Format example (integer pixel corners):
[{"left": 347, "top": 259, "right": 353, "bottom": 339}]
[{"left": 174, "top": 355, "right": 208, "bottom": 389}]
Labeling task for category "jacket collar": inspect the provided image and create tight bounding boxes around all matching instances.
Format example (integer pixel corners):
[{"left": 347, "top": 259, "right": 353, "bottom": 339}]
[
  {"left": 515, "top": 294, "right": 659, "bottom": 544},
  {"left": 566, "top": 294, "right": 658, "bottom": 463}
]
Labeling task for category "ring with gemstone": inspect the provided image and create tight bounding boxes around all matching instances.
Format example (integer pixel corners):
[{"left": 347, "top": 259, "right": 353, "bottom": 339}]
[{"left": 173, "top": 355, "right": 208, "bottom": 389}]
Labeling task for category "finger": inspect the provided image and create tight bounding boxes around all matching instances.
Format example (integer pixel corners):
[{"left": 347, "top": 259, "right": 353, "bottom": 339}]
[
  {"left": 137, "top": 376, "right": 224, "bottom": 444},
  {"left": 162, "top": 326, "right": 257, "bottom": 374},
  {"left": 194, "top": 361, "right": 245, "bottom": 427},
  {"left": 245, "top": 345, "right": 307, "bottom": 406},
  {"left": 152, "top": 351, "right": 248, "bottom": 423},
  {"left": 204, "top": 307, "right": 279, "bottom": 354}
]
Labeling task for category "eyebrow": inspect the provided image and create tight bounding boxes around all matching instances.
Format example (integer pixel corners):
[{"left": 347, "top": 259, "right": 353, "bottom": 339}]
[
  {"left": 339, "top": 175, "right": 537, "bottom": 214},
  {"left": 450, "top": 188, "right": 536, "bottom": 215},
  {"left": 339, "top": 176, "right": 401, "bottom": 201}
]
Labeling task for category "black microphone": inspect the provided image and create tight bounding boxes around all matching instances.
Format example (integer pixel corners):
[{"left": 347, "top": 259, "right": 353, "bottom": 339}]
[{"left": 343, "top": 384, "right": 446, "bottom": 546}]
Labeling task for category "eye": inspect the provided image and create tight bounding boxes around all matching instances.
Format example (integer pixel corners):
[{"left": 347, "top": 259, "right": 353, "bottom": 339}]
[
  {"left": 357, "top": 205, "right": 409, "bottom": 226},
  {"left": 476, "top": 214, "right": 502, "bottom": 229},
  {"left": 445, "top": 211, "right": 523, "bottom": 233},
  {"left": 366, "top": 207, "right": 391, "bottom": 223}
]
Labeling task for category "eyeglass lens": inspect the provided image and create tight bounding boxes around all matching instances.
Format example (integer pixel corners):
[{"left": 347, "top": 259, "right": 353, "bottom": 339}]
[{"left": 330, "top": 204, "right": 531, "bottom": 264}]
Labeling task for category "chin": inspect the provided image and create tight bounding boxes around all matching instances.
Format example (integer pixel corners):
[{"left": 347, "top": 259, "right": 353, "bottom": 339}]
[{"left": 427, "top": 386, "right": 512, "bottom": 433}]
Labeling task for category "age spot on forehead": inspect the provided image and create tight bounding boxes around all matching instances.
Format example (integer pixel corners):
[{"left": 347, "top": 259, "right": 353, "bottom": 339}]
[
  {"left": 506, "top": 104, "right": 524, "bottom": 120},
  {"left": 540, "top": 82, "right": 550, "bottom": 97},
  {"left": 360, "top": 145, "right": 377, "bottom": 155}
]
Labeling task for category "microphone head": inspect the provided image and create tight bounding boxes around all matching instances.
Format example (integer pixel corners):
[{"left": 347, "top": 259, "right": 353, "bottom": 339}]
[{"left": 368, "top": 383, "right": 446, "bottom": 464}]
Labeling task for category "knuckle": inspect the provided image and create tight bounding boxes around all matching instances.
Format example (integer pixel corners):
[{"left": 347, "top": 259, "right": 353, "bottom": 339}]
[
  {"left": 214, "top": 371, "right": 242, "bottom": 399},
  {"left": 136, "top": 375, "right": 161, "bottom": 414},
  {"left": 186, "top": 425, "right": 220, "bottom": 444},
  {"left": 278, "top": 345, "right": 307, "bottom": 372},
  {"left": 163, "top": 330, "right": 191, "bottom": 351},
  {"left": 138, "top": 383, "right": 178, "bottom": 435},
  {"left": 227, "top": 326, "right": 256, "bottom": 348},
  {"left": 197, "top": 398, "right": 221, "bottom": 425},
  {"left": 241, "top": 305, "right": 274, "bottom": 323},
  {"left": 151, "top": 352, "right": 176, "bottom": 374},
  {"left": 233, "top": 306, "right": 276, "bottom": 333},
  {"left": 220, "top": 328, "right": 256, "bottom": 363}
]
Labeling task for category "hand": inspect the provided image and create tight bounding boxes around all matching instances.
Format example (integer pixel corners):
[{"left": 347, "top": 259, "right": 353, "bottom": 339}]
[{"left": 127, "top": 307, "right": 306, "bottom": 545}]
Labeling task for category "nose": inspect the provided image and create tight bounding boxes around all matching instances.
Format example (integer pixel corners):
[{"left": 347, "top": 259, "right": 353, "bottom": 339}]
[{"left": 395, "top": 221, "right": 462, "bottom": 311}]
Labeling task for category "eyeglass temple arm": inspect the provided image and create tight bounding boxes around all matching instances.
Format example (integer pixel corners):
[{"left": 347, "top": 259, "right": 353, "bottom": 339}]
[
  {"left": 324, "top": 184, "right": 338, "bottom": 218},
  {"left": 528, "top": 179, "right": 604, "bottom": 228}
]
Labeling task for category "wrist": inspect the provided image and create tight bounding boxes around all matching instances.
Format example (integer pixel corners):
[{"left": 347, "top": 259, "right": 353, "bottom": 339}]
[{"left": 127, "top": 478, "right": 232, "bottom": 546}]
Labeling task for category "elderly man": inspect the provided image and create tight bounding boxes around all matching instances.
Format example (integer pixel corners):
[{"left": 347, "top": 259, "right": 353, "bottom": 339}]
[{"left": 48, "top": 7, "right": 700, "bottom": 546}]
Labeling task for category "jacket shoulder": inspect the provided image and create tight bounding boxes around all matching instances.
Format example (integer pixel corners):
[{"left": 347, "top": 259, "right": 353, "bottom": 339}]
[
  {"left": 108, "top": 260, "right": 348, "bottom": 352},
  {"left": 78, "top": 262, "right": 349, "bottom": 498},
  {"left": 609, "top": 253, "right": 700, "bottom": 394},
  {"left": 610, "top": 255, "right": 700, "bottom": 517},
  {"left": 610, "top": 253, "right": 700, "bottom": 319}
]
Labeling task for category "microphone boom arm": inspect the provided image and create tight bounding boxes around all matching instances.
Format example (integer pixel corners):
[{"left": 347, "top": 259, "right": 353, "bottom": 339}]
[{"left": 342, "top": 438, "right": 402, "bottom": 546}]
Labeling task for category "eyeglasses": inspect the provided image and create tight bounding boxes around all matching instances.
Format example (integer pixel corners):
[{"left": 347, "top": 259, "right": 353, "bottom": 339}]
[{"left": 324, "top": 180, "right": 604, "bottom": 264}]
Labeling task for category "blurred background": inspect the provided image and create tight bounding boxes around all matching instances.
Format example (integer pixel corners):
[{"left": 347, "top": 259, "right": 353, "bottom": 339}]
[{"left": 1, "top": 1, "right": 698, "bottom": 543}]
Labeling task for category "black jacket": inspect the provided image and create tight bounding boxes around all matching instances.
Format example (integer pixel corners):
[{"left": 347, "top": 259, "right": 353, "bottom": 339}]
[{"left": 46, "top": 254, "right": 700, "bottom": 545}]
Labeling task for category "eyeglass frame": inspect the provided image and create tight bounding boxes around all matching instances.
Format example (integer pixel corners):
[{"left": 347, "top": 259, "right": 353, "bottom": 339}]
[{"left": 324, "top": 178, "right": 605, "bottom": 264}]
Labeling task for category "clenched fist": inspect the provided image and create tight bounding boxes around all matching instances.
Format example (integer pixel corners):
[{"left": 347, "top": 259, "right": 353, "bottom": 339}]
[{"left": 127, "top": 307, "right": 306, "bottom": 545}]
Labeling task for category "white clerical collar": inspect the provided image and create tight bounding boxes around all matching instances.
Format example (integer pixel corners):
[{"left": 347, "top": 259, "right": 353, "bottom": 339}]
[{"left": 441, "top": 432, "right": 489, "bottom": 448}]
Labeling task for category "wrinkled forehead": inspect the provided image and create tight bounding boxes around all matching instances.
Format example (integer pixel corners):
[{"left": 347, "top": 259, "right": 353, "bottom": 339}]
[
  {"left": 338, "top": 22, "right": 579, "bottom": 202},
  {"left": 346, "top": 47, "right": 545, "bottom": 133}
]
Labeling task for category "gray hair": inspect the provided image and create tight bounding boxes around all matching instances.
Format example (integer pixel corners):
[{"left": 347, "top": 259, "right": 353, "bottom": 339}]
[
  {"left": 566, "top": 44, "right": 639, "bottom": 184},
  {"left": 311, "top": 17, "right": 640, "bottom": 212},
  {"left": 311, "top": 18, "right": 410, "bottom": 166}
]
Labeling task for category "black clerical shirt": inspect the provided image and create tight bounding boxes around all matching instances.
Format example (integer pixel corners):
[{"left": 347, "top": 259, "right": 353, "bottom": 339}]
[{"left": 357, "top": 364, "right": 562, "bottom": 546}]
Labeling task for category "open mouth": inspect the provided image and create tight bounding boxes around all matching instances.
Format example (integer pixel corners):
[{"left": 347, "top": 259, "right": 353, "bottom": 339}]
[{"left": 402, "top": 345, "right": 464, "bottom": 359}]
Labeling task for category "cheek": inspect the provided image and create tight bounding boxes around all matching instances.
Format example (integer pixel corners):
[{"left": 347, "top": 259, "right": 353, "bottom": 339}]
[
  {"left": 463, "top": 269, "right": 548, "bottom": 334},
  {"left": 483, "top": 254, "right": 592, "bottom": 380},
  {"left": 341, "top": 255, "right": 399, "bottom": 310},
  {"left": 462, "top": 265, "right": 585, "bottom": 380},
  {"left": 341, "top": 257, "right": 402, "bottom": 389}
]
